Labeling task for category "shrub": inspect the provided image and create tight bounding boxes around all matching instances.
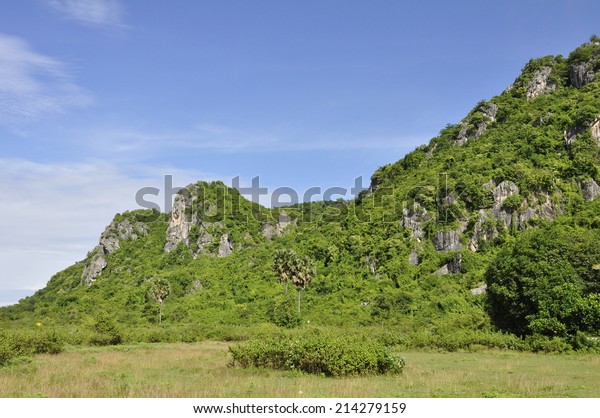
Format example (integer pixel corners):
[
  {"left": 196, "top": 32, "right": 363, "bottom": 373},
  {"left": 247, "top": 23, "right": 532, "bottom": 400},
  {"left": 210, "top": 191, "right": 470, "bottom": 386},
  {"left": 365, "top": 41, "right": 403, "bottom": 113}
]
[
  {"left": 229, "top": 334, "right": 405, "bottom": 377},
  {"left": 89, "top": 314, "right": 122, "bottom": 346},
  {"left": 0, "top": 329, "right": 65, "bottom": 366},
  {"left": 269, "top": 295, "right": 302, "bottom": 328}
]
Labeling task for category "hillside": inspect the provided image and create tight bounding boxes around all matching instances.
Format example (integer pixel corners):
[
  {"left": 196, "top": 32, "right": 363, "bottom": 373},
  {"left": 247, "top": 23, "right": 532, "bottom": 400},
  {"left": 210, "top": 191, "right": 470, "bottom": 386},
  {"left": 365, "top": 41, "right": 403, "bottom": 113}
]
[{"left": 2, "top": 38, "right": 599, "bottom": 348}]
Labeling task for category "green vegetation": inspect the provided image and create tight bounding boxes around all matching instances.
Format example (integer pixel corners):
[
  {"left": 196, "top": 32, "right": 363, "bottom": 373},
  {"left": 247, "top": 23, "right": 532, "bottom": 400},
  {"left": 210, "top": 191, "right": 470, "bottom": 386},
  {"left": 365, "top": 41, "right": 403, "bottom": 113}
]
[
  {"left": 230, "top": 334, "right": 404, "bottom": 376},
  {"left": 486, "top": 220, "right": 600, "bottom": 339},
  {"left": 150, "top": 278, "right": 171, "bottom": 324},
  {"left": 0, "top": 329, "right": 64, "bottom": 366}
]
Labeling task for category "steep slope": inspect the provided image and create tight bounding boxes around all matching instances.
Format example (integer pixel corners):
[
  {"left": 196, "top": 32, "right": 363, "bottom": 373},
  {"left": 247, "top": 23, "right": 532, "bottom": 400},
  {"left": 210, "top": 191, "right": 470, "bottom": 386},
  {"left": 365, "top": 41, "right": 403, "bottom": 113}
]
[{"left": 2, "top": 39, "right": 599, "bottom": 339}]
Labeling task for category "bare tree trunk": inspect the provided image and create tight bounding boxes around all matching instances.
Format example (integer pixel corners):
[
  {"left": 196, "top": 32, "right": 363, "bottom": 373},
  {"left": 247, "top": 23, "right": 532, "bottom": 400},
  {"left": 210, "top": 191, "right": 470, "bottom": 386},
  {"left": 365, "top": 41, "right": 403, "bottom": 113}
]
[{"left": 159, "top": 300, "right": 163, "bottom": 324}]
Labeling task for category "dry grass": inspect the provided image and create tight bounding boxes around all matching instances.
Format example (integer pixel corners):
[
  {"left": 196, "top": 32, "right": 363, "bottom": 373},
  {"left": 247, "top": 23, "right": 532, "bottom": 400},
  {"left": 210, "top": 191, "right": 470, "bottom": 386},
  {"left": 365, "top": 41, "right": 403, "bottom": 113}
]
[{"left": 0, "top": 342, "right": 599, "bottom": 397}]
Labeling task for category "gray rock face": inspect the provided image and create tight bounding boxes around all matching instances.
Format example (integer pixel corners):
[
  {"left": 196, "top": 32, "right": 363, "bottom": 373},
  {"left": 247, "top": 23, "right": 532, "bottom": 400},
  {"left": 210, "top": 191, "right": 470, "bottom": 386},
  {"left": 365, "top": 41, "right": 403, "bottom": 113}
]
[
  {"left": 81, "top": 246, "right": 108, "bottom": 285},
  {"left": 455, "top": 102, "right": 498, "bottom": 146},
  {"left": 262, "top": 211, "right": 295, "bottom": 240},
  {"left": 564, "top": 116, "right": 600, "bottom": 148},
  {"left": 425, "top": 144, "right": 437, "bottom": 159},
  {"left": 217, "top": 234, "right": 233, "bottom": 257},
  {"left": 470, "top": 283, "right": 488, "bottom": 296},
  {"left": 570, "top": 62, "right": 595, "bottom": 88},
  {"left": 164, "top": 192, "right": 194, "bottom": 252},
  {"left": 402, "top": 203, "right": 429, "bottom": 241},
  {"left": 590, "top": 117, "right": 600, "bottom": 143},
  {"left": 469, "top": 210, "right": 499, "bottom": 251},
  {"left": 188, "top": 280, "right": 203, "bottom": 295},
  {"left": 490, "top": 180, "right": 519, "bottom": 229},
  {"left": 195, "top": 224, "right": 214, "bottom": 255},
  {"left": 435, "top": 254, "right": 462, "bottom": 276},
  {"left": 581, "top": 179, "right": 600, "bottom": 201},
  {"left": 526, "top": 67, "right": 556, "bottom": 99},
  {"left": 480, "top": 102, "right": 498, "bottom": 121},
  {"left": 100, "top": 218, "right": 149, "bottom": 254},
  {"left": 564, "top": 126, "right": 581, "bottom": 148},
  {"left": 486, "top": 180, "right": 562, "bottom": 230},
  {"left": 82, "top": 217, "right": 149, "bottom": 285},
  {"left": 408, "top": 249, "right": 419, "bottom": 265},
  {"left": 433, "top": 230, "right": 462, "bottom": 252}
]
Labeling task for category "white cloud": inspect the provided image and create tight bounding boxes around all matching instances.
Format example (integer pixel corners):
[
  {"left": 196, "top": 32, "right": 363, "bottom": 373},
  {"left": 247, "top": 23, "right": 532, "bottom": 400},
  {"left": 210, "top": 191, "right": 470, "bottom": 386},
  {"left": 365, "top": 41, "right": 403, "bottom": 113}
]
[
  {"left": 0, "top": 34, "right": 92, "bottom": 127},
  {"left": 48, "top": 0, "right": 126, "bottom": 28},
  {"left": 0, "top": 158, "right": 210, "bottom": 304},
  {"left": 83, "top": 124, "right": 424, "bottom": 155}
]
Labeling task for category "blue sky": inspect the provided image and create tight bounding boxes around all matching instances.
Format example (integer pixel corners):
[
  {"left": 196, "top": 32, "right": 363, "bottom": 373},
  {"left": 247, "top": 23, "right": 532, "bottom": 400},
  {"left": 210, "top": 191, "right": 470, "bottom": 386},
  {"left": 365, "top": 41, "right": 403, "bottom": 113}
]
[{"left": 1, "top": 0, "right": 600, "bottom": 305}]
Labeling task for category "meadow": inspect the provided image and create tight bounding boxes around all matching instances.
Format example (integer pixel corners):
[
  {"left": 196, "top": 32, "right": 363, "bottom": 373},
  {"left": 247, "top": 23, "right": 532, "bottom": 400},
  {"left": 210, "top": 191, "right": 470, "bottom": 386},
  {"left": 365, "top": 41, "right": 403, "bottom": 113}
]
[{"left": 1, "top": 341, "right": 598, "bottom": 398}]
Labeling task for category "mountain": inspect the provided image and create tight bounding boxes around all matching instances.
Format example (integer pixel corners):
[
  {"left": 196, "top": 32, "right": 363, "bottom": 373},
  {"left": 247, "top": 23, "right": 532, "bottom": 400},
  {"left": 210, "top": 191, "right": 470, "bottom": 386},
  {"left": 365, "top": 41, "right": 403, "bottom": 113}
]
[{"left": 2, "top": 38, "right": 599, "bottom": 346}]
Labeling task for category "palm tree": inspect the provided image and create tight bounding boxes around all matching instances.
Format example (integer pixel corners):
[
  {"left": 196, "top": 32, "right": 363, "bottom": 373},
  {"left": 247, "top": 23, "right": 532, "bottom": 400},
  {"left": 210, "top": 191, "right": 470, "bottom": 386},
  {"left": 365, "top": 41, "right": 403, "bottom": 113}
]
[
  {"left": 150, "top": 278, "right": 171, "bottom": 324},
  {"left": 292, "top": 255, "right": 316, "bottom": 314},
  {"left": 273, "top": 249, "right": 295, "bottom": 294}
]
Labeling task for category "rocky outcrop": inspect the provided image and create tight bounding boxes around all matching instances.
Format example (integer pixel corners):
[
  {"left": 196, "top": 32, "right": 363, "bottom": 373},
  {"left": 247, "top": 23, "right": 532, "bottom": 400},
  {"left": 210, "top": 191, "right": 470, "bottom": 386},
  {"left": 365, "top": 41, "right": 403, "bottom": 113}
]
[
  {"left": 564, "top": 116, "right": 600, "bottom": 148},
  {"left": 455, "top": 102, "right": 498, "bottom": 146},
  {"left": 81, "top": 246, "right": 108, "bottom": 285},
  {"left": 590, "top": 117, "right": 600, "bottom": 143},
  {"left": 425, "top": 144, "right": 437, "bottom": 159},
  {"left": 433, "top": 230, "right": 462, "bottom": 252},
  {"left": 195, "top": 224, "right": 214, "bottom": 255},
  {"left": 470, "top": 283, "right": 488, "bottom": 296},
  {"left": 564, "top": 126, "right": 581, "bottom": 148},
  {"left": 526, "top": 67, "right": 555, "bottom": 99},
  {"left": 408, "top": 249, "right": 419, "bottom": 265},
  {"left": 188, "top": 280, "right": 203, "bottom": 295},
  {"left": 480, "top": 102, "right": 498, "bottom": 121},
  {"left": 262, "top": 211, "right": 295, "bottom": 240},
  {"left": 570, "top": 62, "right": 595, "bottom": 88},
  {"left": 217, "top": 234, "right": 233, "bottom": 257},
  {"left": 486, "top": 180, "right": 562, "bottom": 230},
  {"left": 100, "top": 218, "right": 149, "bottom": 254},
  {"left": 435, "top": 254, "right": 462, "bottom": 276},
  {"left": 469, "top": 210, "right": 499, "bottom": 251},
  {"left": 164, "top": 192, "right": 194, "bottom": 252},
  {"left": 81, "top": 217, "right": 149, "bottom": 285},
  {"left": 581, "top": 179, "right": 600, "bottom": 201},
  {"left": 402, "top": 203, "right": 429, "bottom": 241},
  {"left": 489, "top": 180, "right": 519, "bottom": 229}
]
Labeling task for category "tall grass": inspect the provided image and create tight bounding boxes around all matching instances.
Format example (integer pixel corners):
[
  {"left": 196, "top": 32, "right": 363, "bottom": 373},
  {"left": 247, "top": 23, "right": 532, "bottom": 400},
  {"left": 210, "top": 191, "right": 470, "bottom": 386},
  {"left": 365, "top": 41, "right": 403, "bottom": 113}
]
[{"left": 1, "top": 342, "right": 599, "bottom": 397}]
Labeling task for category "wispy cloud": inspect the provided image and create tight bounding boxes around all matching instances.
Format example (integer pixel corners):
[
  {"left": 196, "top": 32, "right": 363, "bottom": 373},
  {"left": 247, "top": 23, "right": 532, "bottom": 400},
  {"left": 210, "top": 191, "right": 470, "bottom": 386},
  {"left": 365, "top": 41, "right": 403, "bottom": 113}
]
[
  {"left": 0, "top": 158, "right": 210, "bottom": 297},
  {"left": 47, "top": 0, "right": 126, "bottom": 28},
  {"left": 83, "top": 124, "right": 425, "bottom": 156},
  {"left": 0, "top": 34, "right": 92, "bottom": 128}
]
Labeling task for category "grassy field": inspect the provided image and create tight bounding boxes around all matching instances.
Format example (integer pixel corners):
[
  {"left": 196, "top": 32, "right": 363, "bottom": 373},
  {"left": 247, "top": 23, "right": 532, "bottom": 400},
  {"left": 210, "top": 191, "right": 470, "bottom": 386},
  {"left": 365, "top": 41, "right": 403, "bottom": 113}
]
[{"left": 0, "top": 341, "right": 598, "bottom": 397}]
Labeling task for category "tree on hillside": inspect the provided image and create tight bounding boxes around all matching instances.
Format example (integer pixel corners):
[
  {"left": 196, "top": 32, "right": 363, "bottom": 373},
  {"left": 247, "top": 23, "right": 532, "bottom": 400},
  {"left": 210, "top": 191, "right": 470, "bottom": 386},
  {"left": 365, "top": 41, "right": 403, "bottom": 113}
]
[
  {"left": 150, "top": 278, "right": 171, "bottom": 324},
  {"left": 292, "top": 255, "right": 316, "bottom": 314},
  {"left": 486, "top": 224, "right": 600, "bottom": 338},
  {"left": 273, "top": 249, "right": 295, "bottom": 294},
  {"left": 272, "top": 249, "right": 316, "bottom": 314}
]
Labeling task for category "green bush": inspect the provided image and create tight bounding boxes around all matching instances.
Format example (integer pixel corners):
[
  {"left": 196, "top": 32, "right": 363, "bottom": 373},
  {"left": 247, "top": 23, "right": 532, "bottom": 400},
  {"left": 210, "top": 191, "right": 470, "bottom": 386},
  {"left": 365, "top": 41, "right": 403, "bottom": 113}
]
[
  {"left": 229, "top": 334, "right": 405, "bottom": 377},
  {"left": 0, "top": 329, "right": 65, "bottom": 366},
  {"left": 269, "top": 295, "right": 302, "bottom": 328},
  {"left": 89, "top": 314, "right": 122, "bottom": 346}
]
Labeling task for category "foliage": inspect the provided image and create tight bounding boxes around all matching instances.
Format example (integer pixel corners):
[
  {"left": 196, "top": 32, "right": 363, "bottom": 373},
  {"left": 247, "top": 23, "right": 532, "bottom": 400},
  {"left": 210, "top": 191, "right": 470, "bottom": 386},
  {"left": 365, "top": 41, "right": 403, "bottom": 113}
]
[
  {"left": 89, "top": 313, "right": 122, "bottom": 346},
  {"left": 486, "top": 222, "right": 600, "bottom": 339},
  {"left": 0, "top": 329, "right": 64, "bottom": 366},
  {"left": 150, "top": 278, "right": 171, "bottom": 324},
  {"left": 229, "top": 333, "right": 405, "bottom": 376}
]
